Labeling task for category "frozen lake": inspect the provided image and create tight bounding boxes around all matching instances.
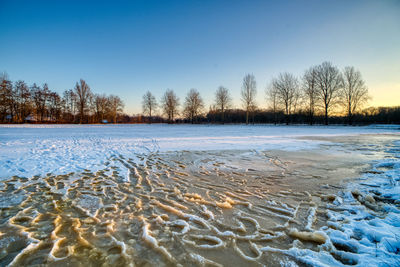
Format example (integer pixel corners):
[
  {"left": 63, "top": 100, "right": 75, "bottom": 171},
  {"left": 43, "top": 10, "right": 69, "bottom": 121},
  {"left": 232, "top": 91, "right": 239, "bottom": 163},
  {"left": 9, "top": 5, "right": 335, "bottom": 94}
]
[
  {"left": 1, "top": 124, "right": 399, "bottom": 179},
  {"left": 0, "top": 124, "right": 399, "bottom": 266}
]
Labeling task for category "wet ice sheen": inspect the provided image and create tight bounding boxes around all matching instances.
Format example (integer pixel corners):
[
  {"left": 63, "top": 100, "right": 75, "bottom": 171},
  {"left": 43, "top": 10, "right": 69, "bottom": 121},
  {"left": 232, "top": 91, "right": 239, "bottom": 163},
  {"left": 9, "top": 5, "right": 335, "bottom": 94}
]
[{"left": 0, "top": 125, "right": 399, "bottom": 266}]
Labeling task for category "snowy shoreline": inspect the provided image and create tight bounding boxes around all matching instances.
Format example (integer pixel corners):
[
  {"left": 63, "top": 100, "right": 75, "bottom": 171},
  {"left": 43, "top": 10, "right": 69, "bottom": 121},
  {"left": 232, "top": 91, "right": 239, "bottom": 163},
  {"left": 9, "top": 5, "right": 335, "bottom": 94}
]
[{"left": 271, "top": 138, "right": 400, "bottom": 266}]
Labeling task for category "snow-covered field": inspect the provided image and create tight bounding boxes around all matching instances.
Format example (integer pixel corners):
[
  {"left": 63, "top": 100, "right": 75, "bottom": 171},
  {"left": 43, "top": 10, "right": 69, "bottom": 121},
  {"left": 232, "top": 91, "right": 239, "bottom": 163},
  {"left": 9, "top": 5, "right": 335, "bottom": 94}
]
[
  {"left": 0, "top": 124, "right": 398, "bottom": 179},
  {"left": 0, "top": 124, "right": 399, "bottom": 266}
]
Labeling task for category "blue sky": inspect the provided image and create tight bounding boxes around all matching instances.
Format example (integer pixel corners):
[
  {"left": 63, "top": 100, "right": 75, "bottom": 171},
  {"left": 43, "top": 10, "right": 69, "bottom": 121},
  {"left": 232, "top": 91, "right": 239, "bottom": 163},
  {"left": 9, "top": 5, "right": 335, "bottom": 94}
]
[{"left": 1, "top": 0, "right": 399, "bottom": 114}]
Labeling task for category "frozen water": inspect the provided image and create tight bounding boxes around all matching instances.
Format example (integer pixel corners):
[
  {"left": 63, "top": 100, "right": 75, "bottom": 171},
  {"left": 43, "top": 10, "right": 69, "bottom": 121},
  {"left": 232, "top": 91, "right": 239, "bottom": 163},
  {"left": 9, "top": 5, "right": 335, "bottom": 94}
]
[
  {"left": 1, "top": 124, "right": 398, "bottom": 179},
  {"left": 0, "top": 124, "right": 399, "bottom": 266}
]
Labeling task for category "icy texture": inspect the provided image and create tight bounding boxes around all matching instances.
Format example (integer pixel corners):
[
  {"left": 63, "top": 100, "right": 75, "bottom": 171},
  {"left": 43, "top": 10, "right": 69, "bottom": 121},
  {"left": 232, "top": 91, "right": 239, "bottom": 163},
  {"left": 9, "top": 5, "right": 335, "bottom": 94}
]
[
  {"left": 1, "top": 124, "right": 398, "bottom": 179},
  {"left": 0, "top": 124, "right": 400, "bottom": 266}
]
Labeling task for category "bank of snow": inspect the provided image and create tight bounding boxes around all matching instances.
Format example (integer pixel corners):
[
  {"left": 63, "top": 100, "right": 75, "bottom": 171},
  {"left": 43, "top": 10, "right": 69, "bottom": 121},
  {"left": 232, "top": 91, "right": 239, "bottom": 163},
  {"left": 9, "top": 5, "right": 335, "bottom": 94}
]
[{"left": 273, "top": 140, "right": 400, "bottom": 266}]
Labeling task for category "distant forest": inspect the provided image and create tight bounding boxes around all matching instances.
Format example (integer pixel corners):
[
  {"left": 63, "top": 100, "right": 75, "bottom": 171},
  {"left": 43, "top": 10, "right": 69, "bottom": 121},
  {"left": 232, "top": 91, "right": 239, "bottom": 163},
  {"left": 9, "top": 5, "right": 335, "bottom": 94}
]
[{"left": 1, "top": 61, "right": 399, "bottom": 125}]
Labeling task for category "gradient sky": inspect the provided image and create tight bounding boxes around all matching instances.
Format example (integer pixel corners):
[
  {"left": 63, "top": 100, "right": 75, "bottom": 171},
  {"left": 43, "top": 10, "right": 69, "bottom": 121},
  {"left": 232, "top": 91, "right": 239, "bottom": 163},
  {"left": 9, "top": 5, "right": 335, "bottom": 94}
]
[{"left": 1, "top": 0, "right": 399, "bottom": 114}]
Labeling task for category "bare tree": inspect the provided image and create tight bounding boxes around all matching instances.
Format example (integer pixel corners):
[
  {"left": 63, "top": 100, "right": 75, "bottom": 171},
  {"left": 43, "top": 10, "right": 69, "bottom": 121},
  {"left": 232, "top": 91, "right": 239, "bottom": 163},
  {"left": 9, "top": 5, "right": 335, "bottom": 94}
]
[
  {"left": 42, "top": 83, "right": 50, "bottom": 121},
  {"left": 292, "top": 87, "right": 302, "bottom": 115},
  {"left": 271, "top": 72, "right": 299, "bottom": 125},
  {"left": 87, "top": 93, "right": 96, "bottom": 123},
  {"left": 14, "top": 80, "right": 32, "bottom": 122},
  {"left": 266, "top": 85, "right": 279, "bottom": 125},
  {"left": 315, "top": 62, "right": 343, "bottom": 125},
  {"left": 0, "top": 72, "right": 14, "bottom": 122},
  {"left": 142, "top": 91, "right": 158, "bottom": 123},
  {"left": 48, "top": 92, "right": 62, "bottom": 121},
  {"left": 62, "top": 89, "right": 77, "bottom": 122},
  {"left": 183, "top": 88, "right": 204, "bottom": 123},
  {"left": 94, "top": 94, "right": 108, "bottom": 122},
  {"left": 161, "top": 89, "right": 180, "bottom": 123},
  {"left": 108, "top": 95, "right": 124, "bottom": 123},
  {"left": 302, "top": 66, "right": 318, "bottom": 125},
  {"left": 241, "top": 74, "right": 257, "bottom": 125},
  {"left": 31, "top": 83, "right": 50, "bottom": 122},
  {"left": 0, "top": 73, "right": 129, "bottom": 124},
  {"left": 214, "top": 86, "right": 231, "bottom": 124},
  {"left": 341, "top": 66, "right": 370, "bottom": 125},
  {"left": 74, "top": 79, "right": 92, "bottom": 124}
]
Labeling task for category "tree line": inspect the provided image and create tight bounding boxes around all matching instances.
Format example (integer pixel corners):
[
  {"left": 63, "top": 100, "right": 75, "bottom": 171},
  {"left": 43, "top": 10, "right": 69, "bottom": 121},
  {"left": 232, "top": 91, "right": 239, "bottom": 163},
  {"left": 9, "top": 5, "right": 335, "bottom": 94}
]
[
  {"left": 0, "top": 74, "right": 124, "bottom": 123},
  {"left": 1, "top": 61, "right": 399, "bottom": 125},
  {"left": 141, "top": 61, "right": 380, "bottom": 125}
]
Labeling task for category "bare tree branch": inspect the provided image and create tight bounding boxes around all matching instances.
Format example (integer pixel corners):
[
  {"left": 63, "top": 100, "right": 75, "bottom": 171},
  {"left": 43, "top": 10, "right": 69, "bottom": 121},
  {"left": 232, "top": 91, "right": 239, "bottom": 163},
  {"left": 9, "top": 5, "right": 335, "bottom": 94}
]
[
  {"left": 315, "top": 62, "right": 343, "bottom": 125},
  {"left": 271, "top": 72, "right": 299, "bottom": 125},
  {"left": 161, "top": 89, "right": 179, "bottom": 123},
  {"left": 341, "top": 66, "right": 370, "bottom": 124},
  {"left": 214, "top": 86, "right": 231, "bottom": 124},
  {"left": 142, "top": 91, "right": 158, "bottom": 123},
  {"left": 74, "top": 79, "right": 92, "bottom": 124},
  {"left": 183, "top": 88, "right": 204, "bottom": 123},
  {"left": 241, "top": 74, "right": 257, "bottom": 125},
  {"left": 302, "top": 66, "right": 318, "bottom": 125}
]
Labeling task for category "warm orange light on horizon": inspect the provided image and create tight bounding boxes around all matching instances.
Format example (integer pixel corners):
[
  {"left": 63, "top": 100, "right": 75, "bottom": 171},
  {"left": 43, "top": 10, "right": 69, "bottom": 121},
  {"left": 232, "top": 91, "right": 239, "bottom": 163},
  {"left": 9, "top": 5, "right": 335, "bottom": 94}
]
[{"left": 368, "top": 82, "right": 400, "bottom": 108}]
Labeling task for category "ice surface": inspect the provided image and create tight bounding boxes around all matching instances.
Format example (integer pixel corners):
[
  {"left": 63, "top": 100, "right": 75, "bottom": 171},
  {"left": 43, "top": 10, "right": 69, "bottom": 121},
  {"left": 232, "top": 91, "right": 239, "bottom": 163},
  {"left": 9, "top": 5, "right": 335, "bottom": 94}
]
[
  {"left": 1, "top": 124, "right": 400, "bottom": 266},
  {"left": 1, "top": 124, "right": 398, "bottom": 179}
]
